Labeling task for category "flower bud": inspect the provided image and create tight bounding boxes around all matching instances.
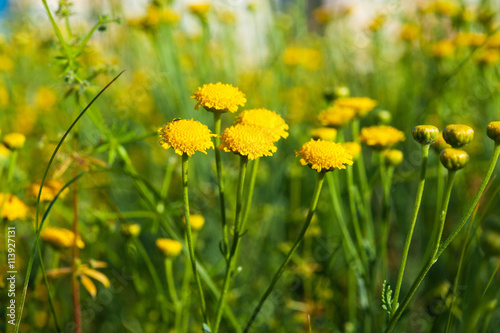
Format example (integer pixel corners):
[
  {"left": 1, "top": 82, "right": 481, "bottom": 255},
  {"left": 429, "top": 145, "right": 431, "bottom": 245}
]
[
  {"left": 121, "top": 223, "right": 141, "bottom": 237},
  {"left": 412, "top": 125, "right": 439, "bottom": 145},
  {"left": 2, "top": 133, "right": 26, "bottom": 150},
  {"left": 375, "top": 110, "right": 392, "bottom": 125},
  {"left": 486, "top": 121, "right": 500, "bottom": 144},
  {"left": 382, "top": 149, "right": 404, "bottom": 167},
  {"left": 439, "top": 148, "right": 470, "bottom": 171},
  {"left": 442, "top": 124, "right": 474, "bottom": 148},
  {"left": 156, "top": 238, "right": 182, "bottom": 258}
]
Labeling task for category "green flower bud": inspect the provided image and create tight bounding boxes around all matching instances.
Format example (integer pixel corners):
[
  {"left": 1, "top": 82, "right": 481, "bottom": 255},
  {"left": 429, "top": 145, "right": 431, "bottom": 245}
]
[
  {"left": 439, "top": 148, "right": 470, "bottom": 171},
  {"left": 375, "top": 110, "right": 392, "bottom": 125},
  {"left": 382, "top": 149, "right": 404, "bottom": 167},
  {"left": 412, "top": 125, "right": 439, "bottom": 145},
  {"left": 442, "top": 124, "right": 474, "bottom": 148},
  {"left": 486, "top": 121, "right": 500, "bottom": 144}
]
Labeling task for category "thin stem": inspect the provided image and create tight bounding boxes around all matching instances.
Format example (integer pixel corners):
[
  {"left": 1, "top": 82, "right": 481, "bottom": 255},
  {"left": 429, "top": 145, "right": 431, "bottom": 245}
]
[
  {"left": 182, "top": 154, "right": 209, "bottom": 326},
  {"left": 165, "top": 258, "right": 182, "bottom": 331},
  {"left": 213, "top": 156, "right": 248, "bottom": 332},
  {"left": 213, "top": 112, "right": 229, "bottom": 259},
  {"left": 241, "top": 158, "right": 259, "bottom": 232},
  {"left": 243, "top": 172, "right": 326, "bottom": 332},
  {"left": 346, "top": 165, "right": 368, "bottom": 268},
  {"left": 481, "top": 260, "right": 500, "bottom": 300},
  {"left": 391, "top": 144, "right": 430, "bottom": 313}
]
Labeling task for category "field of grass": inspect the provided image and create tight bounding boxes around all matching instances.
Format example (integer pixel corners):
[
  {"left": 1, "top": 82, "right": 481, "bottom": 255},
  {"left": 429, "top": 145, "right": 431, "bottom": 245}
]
[{"left": 1, "top": 0, "right": 500, "bottom": 332}]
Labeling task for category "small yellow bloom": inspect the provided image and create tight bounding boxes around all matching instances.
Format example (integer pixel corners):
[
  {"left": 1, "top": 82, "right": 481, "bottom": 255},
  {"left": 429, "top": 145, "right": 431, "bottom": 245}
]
[
  {"left": 40, "top": 227, "right": 85, "bottom": 249},
  {"left": 29, "top": 180, "right": 68, "bottom": 202},
  {"left": 121, "top": 223, "right": 141, "bottom": 237},
  {"left": 158, "top": 119, "right": 215, "bottom": 156},
  {"left": 2, "top": 133, "right": 26, "bottom": 150},
  {"left": 35, "top": 87, "right": 57, "bottom": 111},
  {"left": 188, "top": 2, "right": 211, "bottom": 18},
  {"left": 219, "top": 124, "right": 277, "bottom": 160},
  {"left": 359, "top": 125, "right": 406, "bottom": 150},
  {"left": 431, "top": 40, "right": 455, "bottom": 58},
  {"left": 382, "top": 149, "right": 404, "bottom": 167},
  {"left": 368, "top": 14, "right": 386, "bottom": 32},
  {"left": 334, "top": 97, "right": 377, "bottom": 118},
  {"left": 296, "top": 139, "right": 353, "bottom": 172},
  {"left": 0, "top": 193, "right": 29, "bottom": 221},
  {"left": 440, "top": 148, "right": 469, "bottom": 171},
  {"left": 434, "top": 1, "right": 460, "bottom": 16},
  {"left": 310, "top": 127, "right": 337, "bottom": 141},
  {"left": 342, "top": 142, "right": 362, "bottom": 159},
  {"left": 0, "top": 143, "right": 10, "bottom": 158},
  {"left": 455, "top": 32, "right": 486, "bottom": 47},
  {"left": 443, "top": 124, "right": 474, "bottom": 148},
  {"left": 237, "top": 108, "right": 289, "bottom": 141},
  {"left": 0, "top": 54, "right": 14, "bottom": 72},
  {"left": 183, "top": 214, "right": 205, "bottom": 232},
  {"left": 191, "top": 82, "right": 246, "bottom": 113},
  {"left": 486, "top": 121, "right": 500, "bottom": 144},
  {"left": 283, "top": 47, "right": 323, "bottom": 71},
  {"left": 318, "top": 105, "right": 356, "bottom": 128},
  {"left": 474, "top": 49, "right": 500, "bottom": 66},
  {"left": 156, "top": 238, "right": 183, "bottom": 258},
  {"left": 412, "top": 125, "right": 439, "bottom": 145},
  {"left": 400, "top": 24, "right": 421, "bottom": 41}
]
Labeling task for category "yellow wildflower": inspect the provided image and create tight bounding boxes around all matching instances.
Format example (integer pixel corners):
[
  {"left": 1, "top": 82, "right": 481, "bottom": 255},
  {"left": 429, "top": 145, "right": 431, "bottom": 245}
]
[
  {"left": 334, "top": 97, "right": 377, "bottom": 118},
  {"left": 342, "top": 142, "right": 362, "bottom": 159},
  {"left": 237, "top": 108, "right": 289, "bottom": 141},
  {"left": 189, "top": 2, "right": 211, "bottom": 19},
  {"left": 283, "top": 47, "right": 323, "bottom": 71},
  {"left": 382, "top": 149, "right": 404, "bottom": 167},
  {"left": 29, "top": 180, "right": 69, "bottom": 202},
  {"left": 368, "top": 14, "right": 386, "bottom": 32},
  {"left": 0, "top": 143, "right": 10, "bottom": 158},
  {"left": 359, "top": 125, "right": 406, "bottom": 150},
  {"left": 455, "top": 32, "right": 486, "bottom": 47},
  {"left": 440, "top": 148, "right": 469, "bottom": 171},
  {"left": 35, "top": 87, "right": 57, "bottom": 111},
  {"left": 318, "top": 105, "right": 356, "bottom": 128},
  {"left": 313, "top": 7, "right": 332, "bottom": 25},
  {"left": 487, "top": 121, "right": 500, "bottom": 144},
  {"left": 183, "top": 214, "right": 205, "bottom": 232},
  {"left": 475, "top": 49, "right": 500, "bottom": 66},
  {"left": 400, "top": 24, "right": 421, "bottom": 41},
  {"left": 0, "top": 193, "right": 29, "bottom": 221},
  {"left": 443, "top": 124, "right": 474, "bottom": 148},
  {"left": 158, "top": 119, "right": 215, "bottom": 156},
  {"left": 434, "top": 1, "right": 460, "bottom": 16},
  {"left": 191, "top": 82, "right": 246, "bottom": 113},
  {"left": 310, "top": 128, "right": 337, "bottom": 141},
  {"left": 431, "top": 40, "right": 455, "bottom": 58},
  {"left": 121, "top": 223, "right": 141, "bottom": 237},
  {"left": 219, "top": 124, "right": 277, "bottom": 160},
  {"left": 156, "top": 238, "right": 183, "bottom": 258},
  {"left": 40, "top": 227, "right": 85, "bottom": 249},
  {"left": 296, "top": 139, "right": 353, "bottom": 172},
  {"left": 2, "top": 133, "right": 26, "bottom": 150}
]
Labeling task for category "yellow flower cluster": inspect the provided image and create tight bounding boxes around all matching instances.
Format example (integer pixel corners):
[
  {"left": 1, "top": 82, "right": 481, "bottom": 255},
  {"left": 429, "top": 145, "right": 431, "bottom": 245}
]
[
  {"left": 237, "top": 108, "right": 289, "bottom": 141},
  {"left": 129, "top": 4, "right": 180, "bottom": 29},
  {"left": 191, "top": 82, "right": 246, "bottom": 113},
  {"left": 0, "top": 193, "right": 29, "bottom": 221},
  {"left": 360, "top": 125, "right": 406, "bottom": 150},
  {"left": 219, "top": 124, "right": 277, "bottom": 160},
  {"left": 40, "top": 227, "right": 85, "bottom": 249},
  {"left": 158, "top": 119, "right": 215, "bottom": 156},
  {"left": 296, "top": 139, "right": 353, "bottom": 172}
]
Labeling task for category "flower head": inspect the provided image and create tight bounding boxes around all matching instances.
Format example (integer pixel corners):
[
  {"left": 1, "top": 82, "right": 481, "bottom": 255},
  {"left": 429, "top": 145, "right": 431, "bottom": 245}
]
[
  {"left": 237, "top": 108, "right": 289, "bottom": 141},
  {"left": 310, "top": 127, "right": 337, "bottom": 141},
  {"left": 156, "top": 238, "right": 183, "bottom": 258},
  {"left": 342, "top": 142, "right": 362, "bottom": 159},
  {"left": 188, "top": 2, "right": 211, "bottom": 19},
  {"left": 443, "top": 124, "right": 474, "bottom": 148},
  {"left": 158, "top": 119, "right": 215, "bottom": 156},
  {"left": 121, "top": 223, "right": 141, "bottom": 237},
  {"left": 183, "top": 214, "right": 205, "bottom": 232},
  {"left": 219, "top": 124, "right": 277, "bottom": 160},
  {"left": 191, "top": 82, "right": 246, "bottom": 113},
  {"left": 0, "top": 193, "right": 28, "bottom": 221},
  {"left": 29, "top": 180, "right": 68, "bottom": 202},
  {"left": 334, "top": 97, "right": 377, "bottom": 118},
  {"left": 412, "top": 125, "right": 439, "bottom": 145},
  {"left": 487, "top": 121, "right": 500, "bottom": 144},
  {"left": 41, "top": 227, "right": 85, "bottom": 249},
  {"left": 318, "top": 105, "right": 356, "bottom": 128},
  {"left": 2, "top": 133, "right": 26, "bottom": 150},
  {"left": 359, "top": 125, "right": 406, "bottom": 150},
  {"left": 296, "top": 139, "right": 353, "bottom": 172},
  {"left": 382, "top": 149, "right": 404, "bottom": 167},
  {"left": 440, "top": 148, "right": 469, "bottom": 171}
]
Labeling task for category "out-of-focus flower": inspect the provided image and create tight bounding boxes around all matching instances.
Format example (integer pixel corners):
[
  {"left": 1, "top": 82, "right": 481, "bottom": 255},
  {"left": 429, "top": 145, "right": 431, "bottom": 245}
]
[
  {"left": 0, "top": 144, "right": 10, "bottom": 159},
  {"left": 219, "top": 123, "right": 277, "bottom": 160},
  {"left": 313, "top": 7, "right": 332, "bottom": 25},
  {"left": 310, "top": 127, "right": 337, "bottom": 141},
  {"left": 41, "top": 227, "right": 85, "bottom": 249},
  {"left": 183, "top": 214, "right": 205, "bottom": 232},
  {"left": 296, "top": 139, "right": 353, "bottom": 172},
  {"left": 0, "top": 54, "right": 14, "bottom": 72},
  {"left": 158, "top": 119, "right": 215, "bottom": 156},
  {"left": 368, "top": 14, "right": 386, "bottom": 32},
  {"left": 35, "top": 87, "right": 58, "bottom": 111},
  {"left": 430, "top": 40, "right": 455, "bottom": 58},
  {"left": 474, "top": 49, "right": 500, "bottom": 66},
  {"left": 359, "top": 125, "right": 406, "bottom": 150},
  {"left": 189, "top": 2, "right": 211, "bottom": 20},
  {"left": 423, "top": 1, "right": 460, "bottom": 17},
  {"left": 318, "top": 105, "right": 356, "bottom": 128},
  {"left": 382, "top": 149, "right": 404, "bottom": 167},
  {"left": 400, "top": 24, "right": 421, "bottom": 41},
  {"left": 455, "top": 32, "right": 486, "bottom": 47},
  {"left": 121, "top": 223, "right": 141, "bottom": 237},
  {"left": 342, "top": 142, "right": 362, "bottom": 159},
  {"left": 2, "top": 133, "right": 25, "bottom": 150},
  {"left": 334, "top": 97, "right": 377, "bottom": 118},
  {"left": 431, "top": 132, "right": 451, "bottom": 152},
  {"left": 283, "top": 47, "right": 323, "bottom": 71},
  {"left": 191, "top": 82, "right": 246, "bottom": 113},
  {"left": 216, "top": 9, "right": 236, "bottom": 25},
  {"left": 0, "top": 193, "right": 28, "bottom": 221},
  {"left": 237, "top": 108, "right": 289, "bottom": 141},
  {"left": 156, "top": 238, "right": 183, "bottom": 258},
  {"left": 29, "top": 180, "right": 69, "bottom": 202}
]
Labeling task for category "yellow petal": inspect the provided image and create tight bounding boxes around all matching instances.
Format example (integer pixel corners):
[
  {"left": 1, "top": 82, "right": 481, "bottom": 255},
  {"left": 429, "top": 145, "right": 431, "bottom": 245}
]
[
  {"left": 81, "top": 274, "right": 97, "bottom": 298},
  {"left": 82, "top": 268, "right": 110, "bottom": 288}
]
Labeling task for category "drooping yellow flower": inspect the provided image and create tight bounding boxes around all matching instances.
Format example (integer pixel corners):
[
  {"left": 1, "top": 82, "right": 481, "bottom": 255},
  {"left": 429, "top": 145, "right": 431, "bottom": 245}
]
[
  {"left": 2, "top": 133, "right": 26, "bottom": 150},
  {"left": 219, "top": 124, "right": 277, "bottom": 160},
  {"left": 191, "top": 82, "right": 246, "bottom": 113},
  {"left": 237, "top": 108, "right": 289, "bottom": 141},
  {"left": 296, "top": 139, "right": 353, "bottom": 172},
  {"left": 342, "top": 142, "right": 362, "bottom": 159},
  {"left": 310, "top": 127, "right": 337, "bottom": 141},
  {"left": 318, "top": 105, "right": 356, "bottom": 128},
  {"left": 0, "top": 193, "right": 29, "bottom": 221},
  {"left": 29, "top": 180, "right": 69, "bottom": 202},
  {"left": 158, "top": 119, "right": 215, "bottom": 156},
  {"left": 156, "top": 238, "right": 183, "bottom": 258},
  {"left": 359, "top": 125, "right": 406, "bottom": 150},
  {"left": 334, "top": 97, "right": 377, "bottom": 118},
  {"left": 183, "top": 214, "right": 205, "bottom": 231},
  {"left": 40, "top": 227, "right": 85, "bottom": 249}
]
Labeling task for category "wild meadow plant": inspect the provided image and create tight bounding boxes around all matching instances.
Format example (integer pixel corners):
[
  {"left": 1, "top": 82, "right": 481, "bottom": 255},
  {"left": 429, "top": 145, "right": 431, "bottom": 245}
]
[{"left": 2, "top": 1, "right": 500, "bottom": 332}]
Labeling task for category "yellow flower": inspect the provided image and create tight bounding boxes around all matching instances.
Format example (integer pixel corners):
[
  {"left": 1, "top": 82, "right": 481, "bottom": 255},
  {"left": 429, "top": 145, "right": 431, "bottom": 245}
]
[
  {"left": 475, "top": 49, "right": 500, "bottom": 66},
  {"left": 191, "top": 82, "right": 246, "bottom": 113},
  {"left": 342, "top": 142, "right": 362, "bottom": 159},
  {"left": 382, "top": 149, "right": 404, "bottom": 167},
  {"left": 0, "top": 193, "right": 29, "bottom": 221},
  {"left": 334, "top": 97, "right": 377, "bottom": 118},
  {"left": 188, "top": 2, "right": 211, "bottom": 19},
  {"left": 400, "top": 24, "right": 421, "bottom": 41},
  {"left": 296, "top": 139, "right": 353, "bottom": 172},
  {"left": 487, "top": 121, "right": 500, "bottom": 144},
  {"left": 440, "top": 148, "right": 469, "bottom": 171},
  {"left": 29, "top": 180, "right": 68, "bottom": 202},
  {"left": 40, "top": 227, "right": 85, "bottom": 249},
  {"left": 431, "top": 40, "right": 455, "bottom": 58},
  {"left": 368, "top": 14, "right": 386, "bottom": 32},
  {"left": 237, "top": 108, "right": 289, "bottom": 141},
  {"left": 359, "top": 125, "right": 406, "bottom": 150},
  {"left": 434, "top": 1, "right": 460, "bottom": 16},
  {"left": 0, "top": 143, "right": 10, "bottom": 159},
  {"left": 183, "top": 214, "right": 205, "bottom": 232},
  {"left": 156, "top": 238, "right": 183, "bottom": 258},
  {"left": 2, "top": 133, "right": 26, "bottom": 150},
  {"left": 443, "top": 124, "right": 474, "bottom": 148},
  {"left": 121, "top": 223, "right": 141, "bottom": 237},
  {"left": 455, "top": 32, "right": 486, "bottom": 47},
  {"left": 158, "top": 119, "right": 215, "bottom": 156},
  {"left": 35, "top": 87, "right": 57, "bottom": 111},
  {"left": 310, "top": 127, "right": 337, "bottom": 141},
  {"left": 318, "top": 105, "right": 356, "bottom": 128},
  {"left": 219, "top": 124, "right": 277, "bottom": 160},
  {"left": 283, "top": 47, "right": 323, "bottom": 71},
  {"left": 313, "top": 7, "right": 332, "bottom": 25}
]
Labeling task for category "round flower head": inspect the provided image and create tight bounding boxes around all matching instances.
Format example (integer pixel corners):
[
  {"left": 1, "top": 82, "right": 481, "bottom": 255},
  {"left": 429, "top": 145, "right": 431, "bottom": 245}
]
[
  {"left": 440, "top": 148, "right": 470, "bottom": 171},
  {"left": 310, "top": 127, "right": 337, "bottom": 141},
  {"left": 334, "top": 97, "right": 377, "bottom": 118},
  {"left": 486, "top": 121, "right": 500, "bottom": 144},
  {"left": 0, "top": 193, "right": 28, "bottom": 221},
  {"left": 156, "top": 238, "right": 183, "bottom": 258},
  {"left": 191, "top": 82, "right": 246, "bottom": 113},
  {"left": 218, "top": 123, "right": 277, "bottom": 160},
  {"left": 382, "top": 149, "right": 404, "bottom": 167},
  {"left": 2, "top": 133, "right": 26, "bottom": 150},
  {"left": 296, "top": 139, "right": 353, "bottom": 172},
  {"left": 443, "top": 124, "right": 474, "bottom": 148},
  {"left": 318, "top": 105, "right": 356, "bottom": 128},
  {"left": 431, "top": 132, "right": 451, "bottom": 153},
  {"left": 359, "top": 125, "right": 406, "bottom": 150},
  {"left": 237, "top": 108, "right": 289, "bottom": 141},
  {"left": 0, "top": 144, "right": 10, "bottom": 159},
  {"left": 412, "top": 125, "right": 439, "bottom": 145},
  {"left": 158, "top": 119, "right": 215, "bottom": 156},
  {"left": 188, "top": 2, "right": 211, "bottom": 19},
  {"left": 183, "top": 214, "right": 205, "bottom": 232},
  {"left": 121, "top": 223, "right": 141, "bottom": 237},
  {"left": 342, "top": 142, "right": 362, "bottom": 160},
  {"left": 40, "top": 227, "right": 85, "bottom": 249}
]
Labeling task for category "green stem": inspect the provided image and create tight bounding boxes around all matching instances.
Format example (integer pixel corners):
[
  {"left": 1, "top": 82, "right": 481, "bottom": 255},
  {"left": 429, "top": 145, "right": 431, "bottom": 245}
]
[
  {"left": 346, "top": 165, "right": 368, "bottom": 268},
  {"left": 391, "top": 144, "right": 430, "bottom": 313},
  {"left": 181, "top": 154, "right": 209, "bottom": 326},
  {"left": 6, "top": 150, "right": 17, "bottom": 183},
  {"left": 213, "top": 156, "right": 248, "bottom": 333},
  {"left": 213, "top": 112, "right": 229, "bottom": 259},
  {"left": 241, "top": 158, "right": 259, "bottom": 232},
  {"left": 165, "top": 258, "right": 182, "bottom": 331},
  {"left": 243, "top": 172, "right": 326, "bottom": 333},
  {"left": 385, "top": 170, "right": 456, "bottom": 332}
]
